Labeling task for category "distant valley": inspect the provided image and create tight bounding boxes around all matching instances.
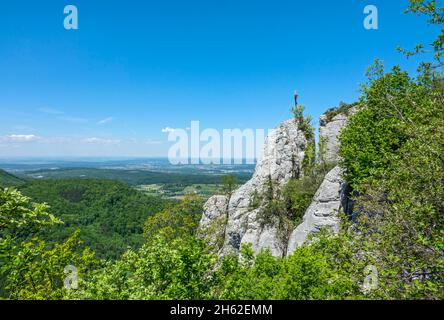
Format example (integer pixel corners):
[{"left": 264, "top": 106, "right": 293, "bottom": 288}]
[{"left": 0, "top": 158, "right": 254, "bottom": 199}]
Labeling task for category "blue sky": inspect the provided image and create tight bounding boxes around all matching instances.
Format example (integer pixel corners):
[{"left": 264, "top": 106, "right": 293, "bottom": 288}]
[{"left": 0, "top": 0, "right": 440, "bottom": 157}]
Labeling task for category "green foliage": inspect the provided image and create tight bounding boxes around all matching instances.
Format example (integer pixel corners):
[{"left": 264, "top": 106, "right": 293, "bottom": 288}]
[
  {"left": 215, "top": 231, "right": 362, "bottom": 300},
  {"left": 291, "top": 104, "right": 314, "bottom": 140},
  {"left": 339, "top": 63, "right": 444, "bottom": 299},
  {"left": 69, "top": 228, "right": 364, "bottom": 300},
  {"left": 302, "top": 140, "right": 316, "bottom": 177},
  {"left": 0, "top": 188, "right": 61, "bottom": 236},
  {"left": 19, "top": 179, "right": 170, "bottom": 259},
  {"left": 2, "top": 231, "right": 97, "bottom": 299},
  {"left": 0, "top": 188, "right": 97, "bottom": 299},
  {"left": 340, "top": 64, "right": 430, "bottom": 190},
  {"left": 256, "top": 177, "right": 286, "bottom": 227},
  {"left": 0, "top": 170, "right": 26, "bottom": 188},
  {"left": 282, "top": 177, "right": 319, "bottom": 226},
  {"left": 398, "top": 0, "right": 444, "bottom": 70},
  {"left": 323, "top": 101, "right": 358, "bottom": 123},
  {"left": 221, "top": 175, "right": 238, "bottom": 196},
  {"left": 143, "top": 194, "right": 203, "bottom": 242},
  {"left": 69, "top": 234, "right": 217, "bottom": 300}
]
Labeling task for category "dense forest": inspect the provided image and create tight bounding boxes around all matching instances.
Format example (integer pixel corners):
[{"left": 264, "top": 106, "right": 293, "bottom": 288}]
[
  {"left": 0, "top": 169, "right": 26, "bottom": 187},
  {"left": 19, "top": 179, "right": 171, "bottom": 259},
  {"left": 0, "top": 0, "right": 443, "bottom": 300}
]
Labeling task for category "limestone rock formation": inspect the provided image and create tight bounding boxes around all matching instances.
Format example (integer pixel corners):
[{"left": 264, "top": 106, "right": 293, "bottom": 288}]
[
  {"left": 201, "top": 195, "right": 229, "bottom": 226},
  {"left": 319, "top": 107, "right": 358, "bottom": 163},
  {"left": 199, "top": 106, "right": 357, "bottom": 257},
  {"left": 199, "top": 119, "right": 309, "bottom": 256},
  {"left": 285, "top": 108, "right": 357, "bottom": 253},
  {"left": 199, "top": 195, "right": 229, "bottom": 248},
  {"left": 286, "top": 165, "right": 349, "bottom": 255}
]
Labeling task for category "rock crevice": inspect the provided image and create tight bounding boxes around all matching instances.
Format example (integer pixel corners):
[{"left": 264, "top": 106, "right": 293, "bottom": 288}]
[{"left": 286, "top": 165, "right": 347, "bottom": 255}]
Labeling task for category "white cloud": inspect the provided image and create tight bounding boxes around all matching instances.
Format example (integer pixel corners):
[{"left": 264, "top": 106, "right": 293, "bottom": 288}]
[
  {"left": 161, "top": 127, "right": 176, "bottom": 134},
  {"left": 3, "top": 134, "right": 40, "bottom": 142},
  {"left": 97, "top": 117, "right": 113, "bottom": 125},
  {"left": 38, "top": 107, "right": 64, "bottom": 115},
  {"left": 83, "top": 137, "right": 121, "bottom": 145}
]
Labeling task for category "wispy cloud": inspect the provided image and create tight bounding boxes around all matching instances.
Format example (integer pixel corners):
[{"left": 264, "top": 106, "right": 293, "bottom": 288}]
[
  {"left": 83, "top": 137, "right": 121, "bottom": 145},
  {"left": 58, "top": 116, "right": 88, "bottom": 124},
  {"left": 38, "top": 107, "right": 64, "bottom": 115},
  {"left": 38, "top": 107, "right": 89, "bottom": 124},
  {"left": 161, "top": 127, "right": 176, "bottom": 134},
  {"left": 3, "top": 134, "right": 41, "bottom": 142},
  {"left": 97, "top": 117, "right": 113, "bottom": 125}
]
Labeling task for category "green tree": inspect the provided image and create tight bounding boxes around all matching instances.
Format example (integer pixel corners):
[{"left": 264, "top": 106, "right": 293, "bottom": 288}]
[
  {"left": 398, "top": 0, "right": 444, "bottom": 70},
  {"left": 0, "top": 188, "right": 97, "bottom": 299},
  {"left": 19, "top": 179, "right": 169, "bottom": 259},
  {"left": 69, "top": 234, "right": 217, "bottom": 300},
  {"left": 221, "top": 175, "right": 238, "bottom": 197},
  {"left": 144, "top": 194, "right": 203, "bottom": 242},
  {"left": 339, "top": 63, "right": 444, "bottom": 299},
  {"left": 291, "top": 104, "right": 314, "bottom": 140},
  {"left": 215, "top": 230, "right": 362, "bottom": 300}
]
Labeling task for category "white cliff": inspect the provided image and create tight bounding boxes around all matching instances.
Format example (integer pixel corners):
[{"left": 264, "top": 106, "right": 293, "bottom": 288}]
[
  {"left": 200, "top": 106, "right": 356, "bottom": 257},
  {"left": 319, "top": 107, "right": 359, "bottom": 163},
  {"left": 200, "top": 119, "right": 309, "bottom": 256},
  {"left": 285, "top": 107, "right": 357, "bottom": 254},
  {"left": 286, "top": 165, "right": 348, "bottom": 254}
]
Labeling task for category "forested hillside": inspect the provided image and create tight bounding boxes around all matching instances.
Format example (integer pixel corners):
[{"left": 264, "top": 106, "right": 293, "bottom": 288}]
[
  {"left": 0, "top": 169, "right": 25, "bottom": 187},
  {"left": 18, "top": 179, "right": 171, "bottom": 259}
]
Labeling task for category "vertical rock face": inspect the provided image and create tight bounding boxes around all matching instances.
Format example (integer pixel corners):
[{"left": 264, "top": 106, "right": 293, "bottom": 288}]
[
  {"left": 201, "top": 195, "right": 229, "bottom": 226},
  {"left": 200, "top": 195, "right": 229, "bottom": 248},
  {"left": 199, "top": 119, "right": 308, "bottom": 256},
  {"left": 286, "top": 108, "right": 357, "bottom": 254},
  {"left": 286, "top": 166, "right": 349, "bottom": 255},
  {"left": 319, "top": 107, "right": 358, "bottom": 163},
  {"left": 319, "top": 114, "right": 348, "bottom": 163}
]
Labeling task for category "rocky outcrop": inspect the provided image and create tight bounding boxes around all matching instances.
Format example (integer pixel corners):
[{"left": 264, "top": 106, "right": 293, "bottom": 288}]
[
  {"left": 200, "top": 195, "right": 229, "bottom": 248},
  {"left": 201, "top": 195, "right": 229, "bottom": 226},
  {"left": 199, "top": 106, "right": 357, "bottom": 257},
  {"left": 319, "top": 107, "right": 358, "bottom": 163},
  {"left": 286, "top": 166, "right": 349, "bottom": 254},
  {"left": 199, "top": 119, "right": 309, "bottom": 256},
  {"left": 285, "top": 108, "right": 357, "bottom": 253}
]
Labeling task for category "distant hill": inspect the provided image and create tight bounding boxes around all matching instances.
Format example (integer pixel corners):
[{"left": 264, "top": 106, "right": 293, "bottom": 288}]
[
  {"left": 0, "top": 169, "right": 26, "bottom": 187},
  {"left": 23, "top": 167, "right": 252, "bottom": 185},
  {"left": 19, "top": 178, "right": 171, "bottom": 259}
]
